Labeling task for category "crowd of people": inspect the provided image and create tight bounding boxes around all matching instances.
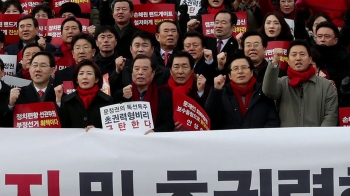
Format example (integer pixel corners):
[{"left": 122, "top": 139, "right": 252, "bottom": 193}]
[{"left": 0, "top": 0, "right": 349, "bottom": 131}]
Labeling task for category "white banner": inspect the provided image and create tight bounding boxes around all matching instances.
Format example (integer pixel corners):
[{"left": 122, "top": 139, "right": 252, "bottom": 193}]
[
  {"left": 100, "top": 101, "right": 154, "bottom": 132},
  {"left": 179, "top": 0, "right": 201, "bottom": 16},
  {"left": 285, "top": 18, "right": 295, "bottom": 36},
  {"left": 0, "top": 54, "right": 17, "bottom": 76},
  {"left": 0, "top": 127, "right": 349, "bottom": 195},
  {"left": 1, "top": 75, "right": 31, "bottom": 87}
]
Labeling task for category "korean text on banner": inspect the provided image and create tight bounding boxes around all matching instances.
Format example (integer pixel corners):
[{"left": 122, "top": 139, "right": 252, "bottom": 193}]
[
  {"left": 13, "top": 102, "right": 61, "bottom": 128},
  {"left": 264, "top": 41, "right": 290, "bottom": 70},
  {"left": 173, "top": 92, "right": 210, "bottom": 131},
  {"left": 339, "top": 107, "right": 350, "bottom": 126},
  {"left": 132, "top": 4, "right": 176, "bottom": 34},
  {"left": 20, "top": 0, "right": 42, "bottom": 15},
  {"left": 63, "top": 81, "right": 76, "bottom": 94},
  {"left": 100, "top": 102, "right": 154, "bottom": 132},
  {"left": 52, "top": 0, "right": 91, "bottom": 17},
  {"left": 180, "top": 0, "right": 201, "bottom": 16},
  {"left": 0, "top": 14, "right": 23, "bottom": 46},
  {"left": 47, "top": 18, "right": 89, "bottom": 46},
  {"left": 0, "top": 55, "right": 17, "bottom": 76},
  {"left": 55, "top": 56, "right": 75, "bottom": 72},
  {"left": 202, "top": 12, "right": 248, "bottom": 38},
  {"left": 37, "top": 19, "right": 48, "bottom": 37},
  {"left": 1, "top": 75, "right": 31, "bottom": 87}
]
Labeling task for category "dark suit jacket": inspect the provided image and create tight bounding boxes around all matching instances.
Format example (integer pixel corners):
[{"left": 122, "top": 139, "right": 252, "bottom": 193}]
[
  {"left": 5, "top": 39, "right": 57, "bottom": 55},
  {"left": 53, "top": 66, "right": 75, "bottom": 87},
  {"left": 152, "top": 47, "right": 181, "bottom": 68},
  {"left": 0, "top": 81, "right": 11, "bottom": 127},
  {"left": 2, "top": 82, "right": 56, "bottom": 127},
  {"left": 58, "top": 91, "right": 114, "bottom": 128},
  {"left": 205, "top": 36, "right": 239, "bottom": 69}
]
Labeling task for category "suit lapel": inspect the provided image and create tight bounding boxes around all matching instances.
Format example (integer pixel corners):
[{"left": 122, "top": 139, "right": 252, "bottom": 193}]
[
  {"left": 22, "top": 83, "right": 40, "bottom": 103},
  {"left": 221, "top": 37, "right": 235, "bottom": 53}
]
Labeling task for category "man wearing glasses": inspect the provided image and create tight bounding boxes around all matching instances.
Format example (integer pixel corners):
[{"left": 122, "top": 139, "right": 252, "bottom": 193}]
[
  {"left": 205, "top": 54, "right": 280, "bottom": 129},
  {"left": 3, "top": 51, "right": 56, "bottom": 127},
  {"left": 53, "top": 33, "right": 96, "bottom": 87}
]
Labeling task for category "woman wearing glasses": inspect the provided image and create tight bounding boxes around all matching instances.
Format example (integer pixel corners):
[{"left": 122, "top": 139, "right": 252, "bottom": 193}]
[{"left": 205, "top": 54, "right": 280, "bottom": 129}]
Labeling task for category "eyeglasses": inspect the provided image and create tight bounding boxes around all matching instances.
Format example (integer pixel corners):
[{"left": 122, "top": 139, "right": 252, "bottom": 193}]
[
  {"left": 30, "top": 63, "right": 50, "bottom": 69},
  {"left": 73, "top": 45, "right": 91, "bottom": 52},
  {"left": 245, "top": 43, "right": 261, "bottom": 49},
  {"left": 230, "top": 66, "right": 250, "bottom": 73}
]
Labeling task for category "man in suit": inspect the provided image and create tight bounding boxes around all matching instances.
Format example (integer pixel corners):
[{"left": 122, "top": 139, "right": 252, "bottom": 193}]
[
  {"left": 0, "top": 58, "right": 11, "bottom": 127},
  {"left": 3, "top": 51, "right": 56, "bottom": 127},
  {"left": 16, "top": 43, "right": 44, "bottom": 80},
  {"left": 153, "top": 20, "right": 181, "bottom": 67}
]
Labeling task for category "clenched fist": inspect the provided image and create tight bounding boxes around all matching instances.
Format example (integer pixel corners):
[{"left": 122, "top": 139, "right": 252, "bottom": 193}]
[
  {"left": 214, "top": 75, "right": 226, "bottom": 90},
  {"left": 203, "top": 49, "right": 213, "bottom": 62},
  {"left": 187, "top": 19, "right": 200, "bottom": 31},
  {"left": 272, "top": 48, "right": 284, "bottom": 65},
  {"left": 54, "top": 84, "right": 63, "bottom": 103},
  {"left": 115, "top": 56, "right": 126, "bottom": 74},
  {"left": 217, "top": 52, "right": 227, "bottom": 71},
  {"left": 123, "top": 84, "right": 132, "bottom": 99},
  {"left": 197, "top": 74, "right": 206, "bottom": 93},
  {"left": 9, "top": 87, "right": 21, "bottom": 106}
]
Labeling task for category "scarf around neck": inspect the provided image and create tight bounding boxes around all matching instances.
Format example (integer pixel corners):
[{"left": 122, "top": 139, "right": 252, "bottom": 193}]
[
  {"left": 287, "top": 65, "right": 316, "bottom": 88},
  {"left": 229, "top": 77, "right": 257, "bottom": 116},
  {"left": 77, "top": 84, "right": 100, "bottom": 110}
]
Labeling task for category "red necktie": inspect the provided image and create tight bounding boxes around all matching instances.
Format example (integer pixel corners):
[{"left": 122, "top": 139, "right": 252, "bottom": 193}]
[
  {"left": 164, "top": 51, "right": 170, "bottom": 66},
  {"left": 217, "top": 40, "right": 223, "bottom": 54},
  {"left": 38, "top": 90, "right": 44, "bottom": 97}
]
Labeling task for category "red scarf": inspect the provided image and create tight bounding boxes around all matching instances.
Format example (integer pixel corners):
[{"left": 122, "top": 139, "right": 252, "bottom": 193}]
[
  {"left": 61, "top": 42, "right": 74, "bottom": 61},
  {"left": 21, "top": 68, "right": 31, "bottom": 80},
  {"left": 77, "top": 84, "right": 100, "bottom": 110},
  {"left": 229, "top": 77, "right": 257, "bottom": 117},
  {"left": 131, "top": 81, "right": 158, "bottom": 124},
  {"left": 287, "top": 66, "right": 316, "bottom": 88},
  {"left": 167, "top": 73, "right": 195, "bottom": 95},
  {"left": 207, "top": 4, "right": 225, "bottom": 15}
]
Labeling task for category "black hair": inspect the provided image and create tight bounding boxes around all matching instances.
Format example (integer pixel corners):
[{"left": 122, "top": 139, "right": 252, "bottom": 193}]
[
  {"left": 132, "top": 54, "right": 156, "bottom": 71},
  {"left": 316, "top": 21, "right": 339, "bottom": 38},
  {"left": 17, "top": 15, "right": 39, "bottom": 28},
  {"left": 73, "top": 59, "right": 103, "bottom": 88},
  {"left": 214, "top": 9, "right": 237, "bottom": 26},
  {"left": 30, "top": 51, "right": 56, "bottom": 67},
  {"left": 306, "top": 13, "right": 332, "bottom": 32},
  {"left": 227, "top": 54, "right": 255, "bottom": 72},
  {"left": 22, "top": 43, "right": 44, "bottom": 57},
  {"left": 2, "top": 0, "right": 23, "bottom": 13},
  {"left": 60, "top": 17, "right": 83, "bottom": 33},
  {"left": 258, "top": 12, "right": 294, "bottom": 42},
  {"left": 156, "top": 20, "right": 179, "bottom": 33},
  {"left": 310, "top": 47, "right": 325, "bottom": 69},
  {"left": 0, "top": 31, "right": 5, "bottom": 43},
  {"left": 182, "top": 31, "right": 205, "bottom": 47},
  {"left": 111, "top": 0, "right": 134, "bottom": 12},
  {"left": 0, "top": 58, "right": 4, "bottom": 71},
  {"left": 31, "top": 4, "right": 54, "bottom": 18},
  {"left": 287, "top": 39, "right": 311, "bottom": 56},
  {"left": 71, "top": 33, "right": 96, "bottom": 49},
  {"left": 94, "top": 25, "right": 118, "bottom": 40},
  {"left": 241, "top": 30, "right": 268, "bottom": 50},
  {"left": 131, "top": 31, "right": 156, "bottom": 47},
  {"left": 169, "top": 51, "right": 195, "bottom": 69}
]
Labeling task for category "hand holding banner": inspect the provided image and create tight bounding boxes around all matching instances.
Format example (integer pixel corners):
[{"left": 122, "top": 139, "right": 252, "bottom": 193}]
[
  {"left": 13, "top": 102, "right": 61, "bottom": 128},
  {"left": 100, "top": 102, "right": 154, "bottom": 133}
]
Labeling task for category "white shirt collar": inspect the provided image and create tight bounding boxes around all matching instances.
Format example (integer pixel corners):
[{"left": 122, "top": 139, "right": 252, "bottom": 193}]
[
  {"left": 217, "top": 37, "right": 231, "bottom": 49},
  {"left": 33, "top": 85, "right": 47, "bottom": 93},
  {"left": 160, "top": 48, "right": 173, "bottom": 57}
]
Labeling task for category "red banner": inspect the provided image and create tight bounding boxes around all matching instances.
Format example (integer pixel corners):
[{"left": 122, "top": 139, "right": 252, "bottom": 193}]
[
  {"left": 0, "top": 14, "right": 23, "bottom": 46},
  {"left": 63, "top": 81, "right": 76, "bottom": 94},
  {"left": 132, "top": 4, "right": 176, "bottom": 34},
  {"left": 201, "top": 12, "right": 248, "bottom": 38},
  {"left": 264, "top": 41, "right": 290, "bottom": 70},
  {"left": 37, "top": 19, "right": 48, "bottom": 38},
  {"left": 173, "top": 92, "right": 210, "bottom": 131},
  {"left": 339, "top": 107, "right": 350, "bottom": 127},
  {"left": 51, "top": 0, "right": 91, "bottom": 17},
  {"left": 47, "top": 18, "right": 89, "bottom": 46},
  {"left": 55, "top": 56, "right": 75, "bottom": 72},
  {"left": 13, "top": 102, "right": 61, "bottom": 128},
  {"left": 20, "top": 0, "right": 42, "bottom": 15}
]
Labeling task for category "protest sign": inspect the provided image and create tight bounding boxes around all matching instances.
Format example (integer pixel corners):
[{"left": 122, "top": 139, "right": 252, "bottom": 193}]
[
  {"left": 180, "top": 0, "right": 201, "bottom": 16},
  {"left": 20, "top": 0, "right": 41, "bottom": 14},
  {"left": 0, "top": 55, "right": 17, "bottom": 76},
  {"left": 1, "top": 75, "right": 31, "bottom": 87},
  {"left": 0, "top": 14, "right": 23, "bottom": 46},
  {"left": 202, "top": 12, "right": 247, "bottom": 38},
  {"left": 100, "top": 102, "right": 154, "bottom": 132},
  {"left": 63, "top": 81, "right": 76, "bottom": 94},
  {"left": 132, "top": 4, "right": 176, "bottom": 34},
  {"left": 55, "top": 56, "right": 75, "bottom": 72},
  {"left": 37, "top": 18, "right": 48, "bottom": 37},
  {"left": 47, "top": 18, "right": 89, "bottom": 46},
  {"left": 173, "top": 92, "right": 210, "bottom": 131},
  {"left": 265, "top": 41, "right": 290, "bottom": 70},
  {"left": 285, "top": 18, "right": 295, "bottom": 36},
  {"left": 13, "top": 102, "right": 61, "bottom": 128},
  {"left": 339, "top": 107, "right": 350, "bottom": 126}
]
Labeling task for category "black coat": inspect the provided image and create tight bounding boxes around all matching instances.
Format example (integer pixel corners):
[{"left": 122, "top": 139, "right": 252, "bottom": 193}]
[
  {"left": 94, "top": 52, "right": 120, "bottom": 75},
  {"left": 53, "top": 66, "right": 75, "bottom": 87},
  {"left": 58, "top": 91, "right": 114, "bottom": 128},
  {"left": 2, "top": 82, "right": 56, "bottom": 127},
  {"left": 114, "top": 87, "right": 174, "bottom": 132},
  {"left": 205, "top": 83, "right": 280, "bottom": 129},
  {"left": 152, "top": 47, "right": 181, "bottom": 68},
  {"left": 4, "top": 38, "right": 57, "bottom": 55},
  {"left": 0, "top": 81, "right": 11, "bottom": 127},
  {"left": 194, "top": 56, "right": 219, "bottom": 87}
]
